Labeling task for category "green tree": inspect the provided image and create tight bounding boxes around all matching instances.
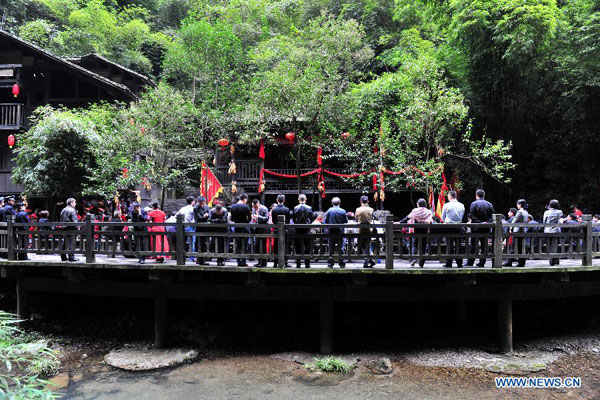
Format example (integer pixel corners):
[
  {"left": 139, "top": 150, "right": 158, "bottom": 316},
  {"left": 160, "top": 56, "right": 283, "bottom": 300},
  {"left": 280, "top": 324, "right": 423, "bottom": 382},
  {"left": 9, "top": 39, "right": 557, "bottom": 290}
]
[
  {"left": 127, "top": 83, "right": 210, "bottom": 205},
  {"left": 162, "top": 17, "right": 245, "bottom": 106},
  {"left": 247, "top": 15, "right": 373, "bottom": 191},
  {"left": 12, "top": 107, "right": 99, "bottom": 206},
  {"left": 17, "top": 19, "right": 56, "bottom": 47},
  {"left": 333, "top": 37, "right": 513, "bottom": 194}
]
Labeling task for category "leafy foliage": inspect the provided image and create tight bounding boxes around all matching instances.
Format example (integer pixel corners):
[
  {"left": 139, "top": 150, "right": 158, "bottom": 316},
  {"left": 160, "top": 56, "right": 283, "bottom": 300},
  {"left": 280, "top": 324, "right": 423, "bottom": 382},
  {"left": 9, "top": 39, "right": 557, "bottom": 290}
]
[
  {"left": 0, "top": 311, "right": 60, "bottom": 399},
  {"left": 5, "top": 0, "right": 600, "bottom": 209}
]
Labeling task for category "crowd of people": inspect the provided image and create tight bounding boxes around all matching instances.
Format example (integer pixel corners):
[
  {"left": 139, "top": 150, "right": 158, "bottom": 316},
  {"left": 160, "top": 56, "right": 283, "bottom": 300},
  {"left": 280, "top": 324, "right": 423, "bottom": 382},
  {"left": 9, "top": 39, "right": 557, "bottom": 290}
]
[{"left": 1, "top": 189, "right": 597, "bottom": 268}]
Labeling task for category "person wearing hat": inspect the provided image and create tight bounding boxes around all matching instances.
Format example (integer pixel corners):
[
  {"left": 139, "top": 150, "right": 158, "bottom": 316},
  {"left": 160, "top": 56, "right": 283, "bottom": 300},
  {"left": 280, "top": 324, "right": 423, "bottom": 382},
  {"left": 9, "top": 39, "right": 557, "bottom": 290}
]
[
  {"left": 131, "top": 202, "right": 148, "bottom": 264},
  {"left": 59, "top": 198, "right": 79, "bottom": 262},
  {"left": 0, "top": 197, "right": 5, "bottom": 223},
  {"left": 4, "top": 196, "right": 16, "bottom": 218},
  {"left": 15, "top": 202, "right": 30, "bottom": 260}
]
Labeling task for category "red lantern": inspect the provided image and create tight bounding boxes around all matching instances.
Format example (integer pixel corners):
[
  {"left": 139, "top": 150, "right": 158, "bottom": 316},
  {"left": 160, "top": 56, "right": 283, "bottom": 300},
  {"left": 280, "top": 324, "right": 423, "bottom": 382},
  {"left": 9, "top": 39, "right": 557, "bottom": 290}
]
[
  {"left": 12, "top": 84, "right": 19, "bottom": 98},
  {"left": 7, "top": 134, "right": 15, "bottom": 148},
  {"left": 217, "top": 138, "right": 230, "bottom": 147},
  {"left": 285, "top": 132, "right": 295, "bottom": 142},
  {"left": 341, "top": 132, "right": 350, "bottom": 139},
  {"left": 122, "top": 168, "right": 128, "bottom": 178}
]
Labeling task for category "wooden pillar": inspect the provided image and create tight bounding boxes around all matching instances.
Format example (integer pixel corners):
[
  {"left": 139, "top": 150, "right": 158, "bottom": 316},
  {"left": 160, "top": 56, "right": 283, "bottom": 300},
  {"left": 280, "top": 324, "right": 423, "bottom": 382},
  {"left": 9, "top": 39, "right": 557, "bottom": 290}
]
[
  {"left": 277, "top": 215, "right": 286, "bottom": 267},
  {"left": 493, "top": 214, "right": 503, "bottom": 268},
  {"left": 7, "top": 215, "right": 15, "bottom": 261},
  {"left": 16, "top": 275, "right": 29, "bottom": 328},
  {"left": 320, "top": 300, "right": 333, "bottom": 354},
  {"left": 497, "top": 298, "right": 513, "bottom": 353},
  {"left": 176, "top": 214, "right": 185, "bottom": 266},
  {"left": 154, "top": 297, "right": 168, "bottom": 349},
  {"left": 385, "top": 214, "right": 394, "bottom": 270},
  {"left": 582, "top": 214, "right": 593, "bottom": 266},
  {"left": 85, "top": 214, "right": 95, "bottom": 263}
]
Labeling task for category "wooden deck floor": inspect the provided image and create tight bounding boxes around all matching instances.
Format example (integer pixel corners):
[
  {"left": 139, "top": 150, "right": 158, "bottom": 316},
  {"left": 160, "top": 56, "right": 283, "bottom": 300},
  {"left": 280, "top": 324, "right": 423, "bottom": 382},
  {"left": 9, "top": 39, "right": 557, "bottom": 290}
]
[{"left": 2, "top": 253, "right": 599, "bottom": 274}]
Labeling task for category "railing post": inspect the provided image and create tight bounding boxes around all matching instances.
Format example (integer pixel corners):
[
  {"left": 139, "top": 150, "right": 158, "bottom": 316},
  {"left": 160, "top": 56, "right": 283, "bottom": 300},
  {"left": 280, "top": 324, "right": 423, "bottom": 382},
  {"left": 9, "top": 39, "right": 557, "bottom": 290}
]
[
  {"left": 176, "top": 214, "right": 185, "bottom": 266},
  {"left": 85, "top": 214, "right": 95, "bottom": 263},
  {"left": 385, "top": 214, "right": 394, "bottom": 270},
  {"left": 582, "top": 214, "right": 593, "bottom": 266},
  {"left": 493, "top": 214, "right": 503, "bottom": 268},
  {"left": 277, "top": 215, "right": 286, "bottom": 267},
  {"left": 7, "top": 215, "right": 15, "bottom": 261}
]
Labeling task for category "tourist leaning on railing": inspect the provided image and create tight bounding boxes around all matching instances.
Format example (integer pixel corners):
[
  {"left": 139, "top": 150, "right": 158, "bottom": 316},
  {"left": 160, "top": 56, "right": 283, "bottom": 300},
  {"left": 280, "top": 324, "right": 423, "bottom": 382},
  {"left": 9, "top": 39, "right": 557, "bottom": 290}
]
[
  {"left": 270, "top": 194, "right": 292, "bottom": 268},
  {"left": 15, "top": 202, "right": 30, "bottom": 261},
  {"left": 208, "top": 204, "right": 228, "bottom": 266},
  {"left": 441, "top": 190, "right": 465, "bottom": 268},
  {"left": 355, "top": 195, "right": 375, "bottom": 269},
  {"left": 399, "top": 198, "right": 433, "bottom": 268},
  {"left": 251, "top": 198, "right": 270, "bottom": 267},
  {"left": 466, "top": 189, "right": 495, "bottom": 267},
  {"left": 193, "top": 196, "right": 210, "bottom": 265},
  {"left": 503, "top": 199, "right": 530, "bottom": 267},
  {"left": 323, "top": 197, "right": 348, "bottom": 269},
  {"left": 543, "top": 199, "right": 563, "bottom": 266}
]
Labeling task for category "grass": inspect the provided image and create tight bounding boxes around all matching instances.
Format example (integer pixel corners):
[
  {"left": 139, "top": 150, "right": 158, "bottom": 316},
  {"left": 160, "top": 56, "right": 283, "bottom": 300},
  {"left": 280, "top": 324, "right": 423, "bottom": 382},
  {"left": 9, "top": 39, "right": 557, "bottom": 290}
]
[{"left": 303, "top": 357, "right": 354, "bottom": 374}]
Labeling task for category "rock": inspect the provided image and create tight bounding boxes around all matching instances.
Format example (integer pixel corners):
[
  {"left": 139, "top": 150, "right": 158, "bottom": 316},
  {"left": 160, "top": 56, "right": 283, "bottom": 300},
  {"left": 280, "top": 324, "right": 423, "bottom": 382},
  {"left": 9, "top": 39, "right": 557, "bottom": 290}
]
[
  {"left": 104, "top": 348, "right": 198, "bottom": 371},
  {"left": 365, "top": 357, "right": 393, "bottom": 375},
  {"left": 47, "top": 372, "right": 69, "bottom": 390},
  {"left": 376, "top": 357, "right": 393, "bottom": 374},
  {"left": 71, "top": 373, "right": 84, "bottom": 382}
]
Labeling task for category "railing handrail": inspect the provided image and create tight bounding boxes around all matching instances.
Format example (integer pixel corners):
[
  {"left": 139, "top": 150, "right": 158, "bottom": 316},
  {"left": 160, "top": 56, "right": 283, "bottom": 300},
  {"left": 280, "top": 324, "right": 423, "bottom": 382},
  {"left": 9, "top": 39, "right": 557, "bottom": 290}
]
[{"left": 2, "top": 213, "right": 598, "bottom": 268}]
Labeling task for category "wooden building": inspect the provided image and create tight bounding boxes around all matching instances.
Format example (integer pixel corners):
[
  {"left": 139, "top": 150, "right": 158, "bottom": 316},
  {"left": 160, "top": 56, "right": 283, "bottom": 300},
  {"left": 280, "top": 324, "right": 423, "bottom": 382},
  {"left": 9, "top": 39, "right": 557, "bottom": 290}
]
[{"left": 0, "top": 29, "right": 153, "bottom": 195}]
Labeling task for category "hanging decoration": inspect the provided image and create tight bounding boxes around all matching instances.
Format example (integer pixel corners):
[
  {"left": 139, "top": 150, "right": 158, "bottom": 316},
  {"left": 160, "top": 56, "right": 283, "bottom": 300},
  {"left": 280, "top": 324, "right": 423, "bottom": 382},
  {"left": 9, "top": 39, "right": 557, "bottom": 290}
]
[
  {"left": 231, "top": 180, "right": 238, "bottom": 194},
  {"left": 285, "top": 132, "right": 295, "bottom": 142},
  {"left": 372, "top": 173, "right": 377, "bottom": 191},
  {"left": 141, "top": 177, "right": 151, "bottom": 191},
  {"left": 7, "top": 134, "right": 15, "bottom": 149},
  {"left": 258, "top": 139, "right": 265, "bottom": 159},
  {"left": 341, "top": 132, "right": 350, "bottom": 140},
  {"left": 228, "top": 160, "right": 237, "bottom": 175},
  {"left": 230, "top": 145, "right": 235, "bottom": 155},
  {"left": 317, "top": 146, "right": 322, "bottom": 166},
  {"left": 121, "top": 167, "right": 128, "bottom": 178},
  {"left": 12, "top": 84, "right": 19, "bottom": 98},
  {"left": 258, "top": 168, "right": 265, "bottom": 193},
  {"left": 379, "top": 171, "right": 385, "bottom": 202},
  {"left": 217, "top": 138, "right": 230, "bottom": 147}
]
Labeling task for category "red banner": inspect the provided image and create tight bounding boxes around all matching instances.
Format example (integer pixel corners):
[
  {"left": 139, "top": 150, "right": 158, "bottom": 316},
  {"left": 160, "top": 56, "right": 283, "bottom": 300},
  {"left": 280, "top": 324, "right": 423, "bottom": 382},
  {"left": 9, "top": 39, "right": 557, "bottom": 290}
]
[{"left": 201, "top": 162, "right": 223, "bottom": 207}]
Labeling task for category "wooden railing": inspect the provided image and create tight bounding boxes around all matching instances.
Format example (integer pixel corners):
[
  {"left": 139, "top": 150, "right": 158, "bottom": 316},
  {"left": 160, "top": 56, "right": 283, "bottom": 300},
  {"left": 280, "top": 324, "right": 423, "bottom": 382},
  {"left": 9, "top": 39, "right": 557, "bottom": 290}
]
[
  {"left": 1, "top": 214, "right": 598, "bottom": 268},
  {"left": 214, "top": 161, "right": 360, "bottom": 192},
  {"left": 0, "top": 103, "right": 23, "bottom": 129}
]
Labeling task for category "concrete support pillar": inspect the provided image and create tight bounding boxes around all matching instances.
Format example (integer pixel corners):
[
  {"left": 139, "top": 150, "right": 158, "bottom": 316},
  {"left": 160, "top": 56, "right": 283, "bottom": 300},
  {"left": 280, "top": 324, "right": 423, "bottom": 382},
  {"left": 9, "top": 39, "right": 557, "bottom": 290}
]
[
  {"left": 320, "top": 300, "right": 333, "bottom": 354},
  {"left": 497, "top": 298, "right": 513, "bottom": 353}
]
